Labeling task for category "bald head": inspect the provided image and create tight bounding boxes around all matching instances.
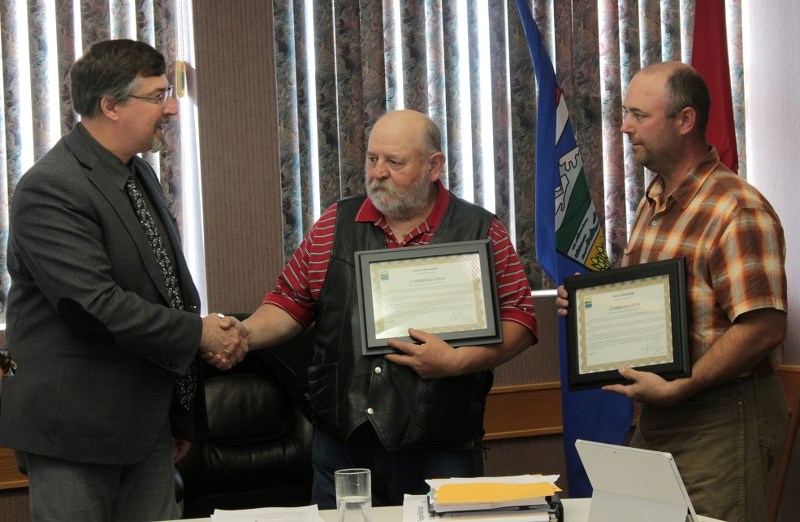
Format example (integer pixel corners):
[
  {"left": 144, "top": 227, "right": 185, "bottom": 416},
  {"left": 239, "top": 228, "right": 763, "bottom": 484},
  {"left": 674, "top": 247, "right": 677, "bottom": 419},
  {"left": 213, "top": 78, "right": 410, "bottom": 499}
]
[
  {"left": 635, "top": 61, "right": 710, "bottom": 137},
  {"left": 370, "top": 110, "right": 442, "bottom": 156},
  {"left": 639, "top": 60, "right": 689, "bottom": 77}
]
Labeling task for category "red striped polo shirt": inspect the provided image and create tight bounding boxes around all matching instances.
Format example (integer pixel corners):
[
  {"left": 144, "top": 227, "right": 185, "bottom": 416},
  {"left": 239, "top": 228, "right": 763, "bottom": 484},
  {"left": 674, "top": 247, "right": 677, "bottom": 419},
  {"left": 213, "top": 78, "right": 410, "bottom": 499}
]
[{"left": 264, "top": 180, "right": 538, "bottom": 340}]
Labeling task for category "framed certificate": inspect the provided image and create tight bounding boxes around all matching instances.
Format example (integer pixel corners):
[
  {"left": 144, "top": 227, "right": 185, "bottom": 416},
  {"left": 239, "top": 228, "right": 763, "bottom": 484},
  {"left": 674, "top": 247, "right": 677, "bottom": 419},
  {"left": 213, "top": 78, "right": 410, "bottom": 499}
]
[
  {"left": 564, "top": 258, "right": 690, "bottom": 390},
  {"left": 355, "top": 239, "right": 502, "bottom": 355}
]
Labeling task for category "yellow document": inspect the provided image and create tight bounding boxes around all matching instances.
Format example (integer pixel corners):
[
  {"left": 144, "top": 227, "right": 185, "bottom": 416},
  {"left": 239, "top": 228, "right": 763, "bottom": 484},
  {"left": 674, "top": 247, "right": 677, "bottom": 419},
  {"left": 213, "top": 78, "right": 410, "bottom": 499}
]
[{"left": 436, "top": 481, "right": 559, "bottom": 505}]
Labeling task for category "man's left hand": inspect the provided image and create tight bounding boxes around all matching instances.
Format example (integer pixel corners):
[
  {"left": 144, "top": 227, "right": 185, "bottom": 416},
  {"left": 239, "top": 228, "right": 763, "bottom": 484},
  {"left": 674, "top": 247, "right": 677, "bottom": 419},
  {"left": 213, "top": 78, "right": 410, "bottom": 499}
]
[
  {"left": 173, "top": 438, "right": 191, "bottom": 463},
  {"left": 385, "top": 328, "right": 458, "bottom": 379}
]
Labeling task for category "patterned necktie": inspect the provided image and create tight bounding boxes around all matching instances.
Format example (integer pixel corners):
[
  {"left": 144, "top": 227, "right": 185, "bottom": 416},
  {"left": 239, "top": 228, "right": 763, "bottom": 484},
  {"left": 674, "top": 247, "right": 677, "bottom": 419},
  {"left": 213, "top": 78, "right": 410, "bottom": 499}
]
[{"left": 126, "top": 175, "right": 197, "bottom": 410}]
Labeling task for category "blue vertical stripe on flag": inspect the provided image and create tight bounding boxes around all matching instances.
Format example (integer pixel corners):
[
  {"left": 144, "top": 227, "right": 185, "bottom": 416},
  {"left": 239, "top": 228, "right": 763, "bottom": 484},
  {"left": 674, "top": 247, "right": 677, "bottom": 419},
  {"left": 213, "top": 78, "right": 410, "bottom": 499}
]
[{"left": 515, "top": 0, "right": 633, "bottom": 498}]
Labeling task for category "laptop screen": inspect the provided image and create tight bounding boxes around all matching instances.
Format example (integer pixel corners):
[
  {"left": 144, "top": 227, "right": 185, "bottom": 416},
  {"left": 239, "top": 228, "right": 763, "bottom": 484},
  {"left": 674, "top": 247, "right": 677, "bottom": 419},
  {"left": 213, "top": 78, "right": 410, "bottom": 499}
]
[{"left": 575, "top": 439, "right": 698, "bottom": 522}]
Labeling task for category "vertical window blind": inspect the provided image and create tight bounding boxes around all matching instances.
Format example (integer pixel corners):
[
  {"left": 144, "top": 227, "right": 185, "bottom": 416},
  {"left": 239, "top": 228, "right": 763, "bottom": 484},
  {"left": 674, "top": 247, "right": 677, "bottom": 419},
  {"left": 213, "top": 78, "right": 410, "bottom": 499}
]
[
  {"left": 0, "top": 1, "right": 744, "bottom": 325},
  {"left": 271, "top": 0, "right": 744, "bottom": 289}
]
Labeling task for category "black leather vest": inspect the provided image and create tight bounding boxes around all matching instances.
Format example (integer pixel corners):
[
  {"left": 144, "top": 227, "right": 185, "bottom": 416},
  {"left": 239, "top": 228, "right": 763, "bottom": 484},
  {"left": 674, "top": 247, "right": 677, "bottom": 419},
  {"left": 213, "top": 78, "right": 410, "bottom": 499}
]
[{"left": 309, "top": 193, "right": 495, "bottom": 450}]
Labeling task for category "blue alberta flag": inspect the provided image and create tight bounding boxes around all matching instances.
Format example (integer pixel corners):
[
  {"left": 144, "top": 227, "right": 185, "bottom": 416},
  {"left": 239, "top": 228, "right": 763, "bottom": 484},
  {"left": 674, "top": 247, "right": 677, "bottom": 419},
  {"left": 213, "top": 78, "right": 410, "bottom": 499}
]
[{"left": 515, "top": 0, "right": 633, "bottom": 498}]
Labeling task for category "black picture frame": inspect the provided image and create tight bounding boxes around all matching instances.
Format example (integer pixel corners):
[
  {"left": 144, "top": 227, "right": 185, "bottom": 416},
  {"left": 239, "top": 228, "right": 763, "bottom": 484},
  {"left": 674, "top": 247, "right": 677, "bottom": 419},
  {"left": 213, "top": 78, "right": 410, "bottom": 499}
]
[
  {"left": 564, "top": 257, "right": 690, "bottom": 390},
  {"left": 355, "top": 239, "right": 502, "bottom": 356}
]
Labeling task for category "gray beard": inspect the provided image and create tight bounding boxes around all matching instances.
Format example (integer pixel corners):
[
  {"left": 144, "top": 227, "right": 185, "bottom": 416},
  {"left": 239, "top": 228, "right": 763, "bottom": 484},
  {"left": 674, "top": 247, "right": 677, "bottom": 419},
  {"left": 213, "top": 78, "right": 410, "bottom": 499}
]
[
  {"left": 150, "top": 134, "right": 163, "bottom": 153},
  {"left": 368, "top": 176, "right": 434, "bottom": 221}
]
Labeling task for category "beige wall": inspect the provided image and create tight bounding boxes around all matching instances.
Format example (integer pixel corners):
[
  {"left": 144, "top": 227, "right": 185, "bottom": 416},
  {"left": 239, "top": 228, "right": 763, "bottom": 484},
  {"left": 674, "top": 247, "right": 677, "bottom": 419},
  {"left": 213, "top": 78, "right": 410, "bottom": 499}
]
[
  {"left": 742, "top": 1, "right": 800, "bottom": 519},
  {"left": 743, "top": 0, "right": 800, "bottom": 364},
  {"left": 194, "top": 0, "right": 285, "bottom": 314}
]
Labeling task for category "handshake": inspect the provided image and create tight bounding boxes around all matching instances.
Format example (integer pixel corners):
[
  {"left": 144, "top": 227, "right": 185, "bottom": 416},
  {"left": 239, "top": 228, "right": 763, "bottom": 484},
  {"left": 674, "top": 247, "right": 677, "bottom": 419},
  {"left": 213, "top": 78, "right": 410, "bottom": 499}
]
[{"left": 199, "top": 313, "right": 249, "bottom": 371}]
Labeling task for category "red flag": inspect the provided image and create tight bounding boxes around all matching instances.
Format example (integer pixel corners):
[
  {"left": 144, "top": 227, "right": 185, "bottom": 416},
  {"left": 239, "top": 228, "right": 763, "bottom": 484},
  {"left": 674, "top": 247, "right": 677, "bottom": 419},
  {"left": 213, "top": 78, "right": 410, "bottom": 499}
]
[{"left": 691, "top": 0, "right": 738, "bottom": 172}]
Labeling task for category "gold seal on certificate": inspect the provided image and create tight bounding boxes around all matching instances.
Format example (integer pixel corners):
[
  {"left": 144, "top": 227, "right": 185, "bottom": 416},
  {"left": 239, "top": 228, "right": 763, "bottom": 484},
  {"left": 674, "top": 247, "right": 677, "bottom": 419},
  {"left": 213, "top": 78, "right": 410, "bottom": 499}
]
[
  {"left": 354, "top": 240, "right": 503, "bottom": 355},
  {"left": 564, "top": 258, "right": 691, "bottom": 390}
]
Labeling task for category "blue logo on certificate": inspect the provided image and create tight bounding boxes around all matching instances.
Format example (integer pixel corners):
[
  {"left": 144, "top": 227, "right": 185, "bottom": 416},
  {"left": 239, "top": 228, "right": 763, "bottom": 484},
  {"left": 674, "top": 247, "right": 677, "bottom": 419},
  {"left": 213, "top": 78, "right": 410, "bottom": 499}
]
[
  {"left": 584, "top": 298, "right": 592, "bottom": 309},
  {"left": 380, "top": 270, "right": 389, "bottom": 281}
]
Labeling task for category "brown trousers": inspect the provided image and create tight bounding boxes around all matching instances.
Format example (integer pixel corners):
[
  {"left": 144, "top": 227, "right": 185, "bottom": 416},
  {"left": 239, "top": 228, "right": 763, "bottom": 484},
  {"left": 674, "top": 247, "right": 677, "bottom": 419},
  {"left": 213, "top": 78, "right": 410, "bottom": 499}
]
[{"left": 631, "top": 372, "right": 787, "bottom": 522}]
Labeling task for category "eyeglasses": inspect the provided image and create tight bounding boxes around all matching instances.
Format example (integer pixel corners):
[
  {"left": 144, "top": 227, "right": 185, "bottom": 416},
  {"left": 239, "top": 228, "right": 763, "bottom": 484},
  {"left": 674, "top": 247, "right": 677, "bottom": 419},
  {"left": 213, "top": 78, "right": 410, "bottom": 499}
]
[{"left": 128, "top": 85, "right": 174, "bottom": 105}]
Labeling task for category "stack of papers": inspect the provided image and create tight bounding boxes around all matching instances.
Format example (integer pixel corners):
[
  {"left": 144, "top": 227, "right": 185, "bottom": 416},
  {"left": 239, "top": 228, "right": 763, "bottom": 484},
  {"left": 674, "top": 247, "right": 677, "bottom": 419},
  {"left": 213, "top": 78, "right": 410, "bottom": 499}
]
[{"left": 426, "top": 475, "right": 561, "bottom": 513}]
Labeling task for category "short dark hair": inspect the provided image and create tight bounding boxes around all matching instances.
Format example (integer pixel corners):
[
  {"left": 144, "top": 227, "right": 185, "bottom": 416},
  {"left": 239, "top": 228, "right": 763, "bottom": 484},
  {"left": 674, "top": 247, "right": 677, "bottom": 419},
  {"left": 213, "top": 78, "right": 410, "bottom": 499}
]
[
  {"left": 69, "top": 39, "right": 167, "bottom": 118},
  {"left": 664, "top": 67, "right": 711, "bottom": 137}
]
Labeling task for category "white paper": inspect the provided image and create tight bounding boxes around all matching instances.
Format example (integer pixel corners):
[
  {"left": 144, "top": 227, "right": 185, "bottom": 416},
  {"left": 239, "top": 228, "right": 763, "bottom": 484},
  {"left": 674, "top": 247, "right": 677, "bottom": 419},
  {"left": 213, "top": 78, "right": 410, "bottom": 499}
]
[
  {"left": 210, "top": 504, "right": 324, "bottom": 522},
  {"left": 425, "top": 474, "right": 560, "bottom": 490},
  {"left": 370, "top": 253, "right": 487, "bottom": 338},
  {"left": 575, "top": 276, "right": 674, "bottom": 374}
]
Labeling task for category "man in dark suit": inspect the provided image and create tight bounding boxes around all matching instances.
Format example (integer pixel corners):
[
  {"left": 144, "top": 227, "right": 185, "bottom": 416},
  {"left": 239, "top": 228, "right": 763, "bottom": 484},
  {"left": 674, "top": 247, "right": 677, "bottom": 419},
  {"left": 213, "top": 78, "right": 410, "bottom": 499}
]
[{"left": 0, "top": 39, "right": 247, "bottom": 521}]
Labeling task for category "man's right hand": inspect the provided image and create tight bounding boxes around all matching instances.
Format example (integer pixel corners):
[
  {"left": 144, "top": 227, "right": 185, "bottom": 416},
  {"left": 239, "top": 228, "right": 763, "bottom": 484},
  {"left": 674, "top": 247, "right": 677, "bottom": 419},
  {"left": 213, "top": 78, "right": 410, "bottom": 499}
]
[
  {"left": 556, "top": 285, "right": 570, "bottom": 317},
  {"left": 199, "top": 314, "right": 249, "bottom": 370}
]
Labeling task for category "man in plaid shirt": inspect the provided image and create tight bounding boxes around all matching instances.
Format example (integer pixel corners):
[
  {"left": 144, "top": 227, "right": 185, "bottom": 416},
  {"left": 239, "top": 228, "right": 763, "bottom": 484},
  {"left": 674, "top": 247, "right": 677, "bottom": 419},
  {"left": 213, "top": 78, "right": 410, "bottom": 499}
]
[{"left": 558, "top": 62, "right": 787, "bottom": 522}]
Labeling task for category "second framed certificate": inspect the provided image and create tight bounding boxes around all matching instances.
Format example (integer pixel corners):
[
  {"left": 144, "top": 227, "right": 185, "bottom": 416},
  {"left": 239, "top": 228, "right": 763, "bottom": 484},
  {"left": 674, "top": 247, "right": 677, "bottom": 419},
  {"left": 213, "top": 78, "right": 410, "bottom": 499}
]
[
  {"left": 564, "top": 257, "right": 690, "bottom": 390},
  {"left": 355, "top": 239, "right": 502, "bottom": 355}
]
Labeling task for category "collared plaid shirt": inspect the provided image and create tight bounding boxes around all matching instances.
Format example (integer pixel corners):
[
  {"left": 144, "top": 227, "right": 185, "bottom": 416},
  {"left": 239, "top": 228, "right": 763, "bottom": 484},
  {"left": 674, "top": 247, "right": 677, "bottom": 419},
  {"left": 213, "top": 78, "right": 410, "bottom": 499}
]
[
  {"left": 265, "top": 179, "right": 537, "bottom": 339},
  {"left": 622, "top": 147, "right": 787, "bottom": 363}
]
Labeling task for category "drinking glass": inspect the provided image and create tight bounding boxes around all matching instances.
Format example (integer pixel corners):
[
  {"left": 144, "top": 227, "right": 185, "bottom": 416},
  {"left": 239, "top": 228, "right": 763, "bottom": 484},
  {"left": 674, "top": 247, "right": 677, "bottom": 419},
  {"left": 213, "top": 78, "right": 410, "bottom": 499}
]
[{"left": 335, "top": 468, "right": 372, "bottom": 522}]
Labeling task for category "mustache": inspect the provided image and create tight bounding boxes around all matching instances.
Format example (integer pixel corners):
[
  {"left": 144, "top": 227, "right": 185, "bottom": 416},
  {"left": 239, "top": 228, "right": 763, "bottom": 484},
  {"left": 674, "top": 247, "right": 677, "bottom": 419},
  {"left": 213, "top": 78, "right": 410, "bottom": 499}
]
[{"left": 368, "top": 179, "right": 396, "bottom": 193}]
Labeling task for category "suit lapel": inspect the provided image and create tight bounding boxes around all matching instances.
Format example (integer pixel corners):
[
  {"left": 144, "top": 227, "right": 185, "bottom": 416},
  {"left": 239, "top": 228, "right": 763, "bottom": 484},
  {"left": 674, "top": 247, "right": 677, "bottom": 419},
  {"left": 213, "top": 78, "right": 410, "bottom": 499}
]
[
  {"left": 64, "top": 130, "right": 176, "bottom": 307},
  {"left": 63, "top": 128, "right": 200, "bottom": 312}
]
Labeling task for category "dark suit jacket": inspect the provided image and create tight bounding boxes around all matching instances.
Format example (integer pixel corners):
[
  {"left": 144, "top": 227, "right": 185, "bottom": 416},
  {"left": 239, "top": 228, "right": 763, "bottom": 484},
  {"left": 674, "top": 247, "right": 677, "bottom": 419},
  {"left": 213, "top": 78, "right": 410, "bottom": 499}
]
[{"left": 0, "top": 124, "right": 204, "bottom": 465}]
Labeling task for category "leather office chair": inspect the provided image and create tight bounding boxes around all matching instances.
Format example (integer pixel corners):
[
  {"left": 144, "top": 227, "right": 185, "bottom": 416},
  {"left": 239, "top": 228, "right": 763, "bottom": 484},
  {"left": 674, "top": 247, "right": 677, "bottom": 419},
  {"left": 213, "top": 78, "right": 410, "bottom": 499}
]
[{"left": 177, "top": 327, "right": 315, "bottom": 517}]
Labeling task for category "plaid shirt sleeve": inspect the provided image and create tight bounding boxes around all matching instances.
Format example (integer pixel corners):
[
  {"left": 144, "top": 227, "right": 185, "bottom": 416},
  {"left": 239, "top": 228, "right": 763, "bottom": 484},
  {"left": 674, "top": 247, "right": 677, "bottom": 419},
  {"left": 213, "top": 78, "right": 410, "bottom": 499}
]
[{"left": 711, "top": 206, "right": 787, "bottom": 322}]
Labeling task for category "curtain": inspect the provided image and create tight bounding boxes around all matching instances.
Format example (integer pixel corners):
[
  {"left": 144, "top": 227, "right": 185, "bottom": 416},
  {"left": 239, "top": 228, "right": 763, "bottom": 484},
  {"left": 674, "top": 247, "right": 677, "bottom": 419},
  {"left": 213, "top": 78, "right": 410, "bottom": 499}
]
[
  {"left": 0, "top": 0, "right": 747, "bottom": 318},
  {"left": 272, "top": 0, "right": 744, "bottom": 290},
  {"left": 0, "top": 0, "right": 197, "bottom": 320}
]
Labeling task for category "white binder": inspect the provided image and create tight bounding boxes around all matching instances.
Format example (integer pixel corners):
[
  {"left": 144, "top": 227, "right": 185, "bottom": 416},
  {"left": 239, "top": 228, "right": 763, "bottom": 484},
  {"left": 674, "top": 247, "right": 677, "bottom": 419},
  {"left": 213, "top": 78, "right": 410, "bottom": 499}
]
[{"left": 575, "top": 439, "right": 699, "bottom": 522}]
